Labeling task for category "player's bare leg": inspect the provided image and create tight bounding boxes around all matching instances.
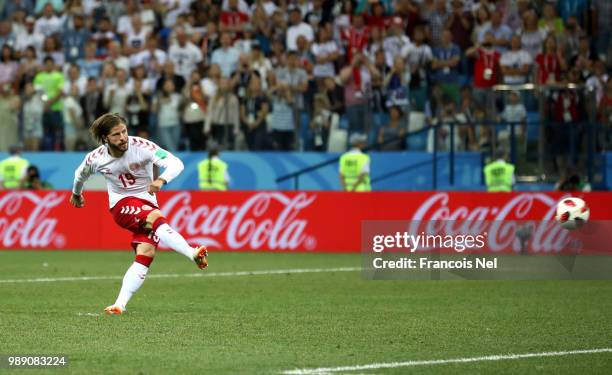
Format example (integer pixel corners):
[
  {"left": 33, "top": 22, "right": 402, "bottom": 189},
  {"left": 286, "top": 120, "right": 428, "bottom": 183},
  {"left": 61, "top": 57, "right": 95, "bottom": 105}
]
[
  {"left": 145, "top": 210, "right": 208, "bottom": 269},
  {"left": 105, "top": 243, "right": 155, "bottom": 315}
]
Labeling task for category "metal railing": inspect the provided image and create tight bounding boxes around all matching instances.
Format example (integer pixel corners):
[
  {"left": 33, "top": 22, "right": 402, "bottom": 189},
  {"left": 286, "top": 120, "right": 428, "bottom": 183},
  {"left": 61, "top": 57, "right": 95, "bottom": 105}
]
[
  {"left": 276, "top": 82, "right": 609, "bottom": 190},
  {"left": 276, "top": 119, "right": 608, "bottom": 190}
]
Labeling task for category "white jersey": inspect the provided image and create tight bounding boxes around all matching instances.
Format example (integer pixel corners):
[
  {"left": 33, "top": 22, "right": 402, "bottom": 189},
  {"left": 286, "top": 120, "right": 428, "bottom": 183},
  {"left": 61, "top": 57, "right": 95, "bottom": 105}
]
[{"left": 72, "top": 136, "right": 184, "bottom": 208}]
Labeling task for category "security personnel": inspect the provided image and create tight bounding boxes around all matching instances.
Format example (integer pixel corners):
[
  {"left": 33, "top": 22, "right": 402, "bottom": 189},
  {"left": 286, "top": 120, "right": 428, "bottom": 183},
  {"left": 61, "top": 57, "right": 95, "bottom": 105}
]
[
  {"left": 198, "top": 146, "right": 230, "bottom": 190},
  {"left": 484, "top": 148, "right": 515, "bottom": 192},
  {"left": 0, "top": 145, "right": 29, "bottom": 189},
  {"left": 339, "top": 133, "right": 371, "bottom": 192}
]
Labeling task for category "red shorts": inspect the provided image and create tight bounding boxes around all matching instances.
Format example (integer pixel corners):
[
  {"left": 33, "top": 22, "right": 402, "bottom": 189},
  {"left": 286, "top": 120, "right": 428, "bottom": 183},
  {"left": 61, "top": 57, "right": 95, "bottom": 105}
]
[{"left": 110, "top": 197, "right": 160, "bottom": 250}]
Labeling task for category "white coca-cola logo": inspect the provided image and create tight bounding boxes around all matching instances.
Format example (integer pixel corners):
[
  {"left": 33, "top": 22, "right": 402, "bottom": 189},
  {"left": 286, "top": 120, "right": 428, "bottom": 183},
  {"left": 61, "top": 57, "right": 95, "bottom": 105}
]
[
  {"left": 0, "top": 192, "right": 65, "bottom": 248},
  {"left": 409, "top": 193, "right": 571, "bottom": 253},
  {"left": 161, "top": 192, "right": 317, "bottom": 251}
]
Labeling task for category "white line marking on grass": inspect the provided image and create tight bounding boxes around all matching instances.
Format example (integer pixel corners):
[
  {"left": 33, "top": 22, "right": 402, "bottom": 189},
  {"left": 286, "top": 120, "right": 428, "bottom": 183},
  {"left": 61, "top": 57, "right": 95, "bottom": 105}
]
[
  {"left": 282, "top": 348, "right": 612, "bottom": 374},
  {"left": 76, "top": 312, "right": 101, "bottom": 317},
  {"left": 0, "top": 267, "right": 360, "bottom": 284}
]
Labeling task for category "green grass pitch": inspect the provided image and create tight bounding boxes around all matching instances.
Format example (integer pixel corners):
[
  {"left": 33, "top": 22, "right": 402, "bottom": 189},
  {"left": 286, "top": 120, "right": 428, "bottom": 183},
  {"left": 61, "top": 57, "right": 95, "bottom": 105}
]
[{"left": 1, "top": 250, "right": 612, "bottom": 374}]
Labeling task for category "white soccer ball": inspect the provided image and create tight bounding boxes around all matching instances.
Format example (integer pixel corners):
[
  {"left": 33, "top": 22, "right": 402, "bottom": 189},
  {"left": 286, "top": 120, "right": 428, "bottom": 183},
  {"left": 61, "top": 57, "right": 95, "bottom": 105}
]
[{"left": 555, "top": 197, "right": 590, "bottom": 230}]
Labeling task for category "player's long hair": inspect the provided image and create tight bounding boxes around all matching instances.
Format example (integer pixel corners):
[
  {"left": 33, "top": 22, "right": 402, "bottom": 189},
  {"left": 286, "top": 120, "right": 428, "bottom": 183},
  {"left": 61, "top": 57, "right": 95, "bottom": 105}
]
[{"left": 90, "top": 113, "right": 128, "bottom": 144}]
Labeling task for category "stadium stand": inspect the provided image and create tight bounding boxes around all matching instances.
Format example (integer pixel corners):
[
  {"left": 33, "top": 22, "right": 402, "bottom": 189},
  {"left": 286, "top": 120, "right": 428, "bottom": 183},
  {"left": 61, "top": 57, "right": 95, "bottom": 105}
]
[{"left": 0, "top": 0, "right": 610, "bottom": 186}]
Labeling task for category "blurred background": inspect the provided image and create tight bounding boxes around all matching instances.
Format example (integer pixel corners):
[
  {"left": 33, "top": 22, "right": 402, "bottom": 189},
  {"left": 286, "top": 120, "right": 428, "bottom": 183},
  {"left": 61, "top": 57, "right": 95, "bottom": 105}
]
[{"left": 0, "top": 0, "right": 610, "bottom": 192}]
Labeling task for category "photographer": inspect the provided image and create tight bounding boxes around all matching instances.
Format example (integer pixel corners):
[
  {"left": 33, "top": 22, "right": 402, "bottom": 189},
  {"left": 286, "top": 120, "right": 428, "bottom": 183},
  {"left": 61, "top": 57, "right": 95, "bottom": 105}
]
[
  {"left": 20, "top": 165, "right": 52, "bottom": 190},
  {"left": 339, "top": 51, "right": 380, "bottom": 138}
]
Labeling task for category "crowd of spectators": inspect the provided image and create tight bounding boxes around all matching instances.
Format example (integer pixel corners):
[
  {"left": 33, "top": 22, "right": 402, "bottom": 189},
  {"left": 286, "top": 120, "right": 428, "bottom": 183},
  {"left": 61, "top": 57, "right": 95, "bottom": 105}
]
[{"left": 0, "top": 0, "right": 609, "bottom": 157}]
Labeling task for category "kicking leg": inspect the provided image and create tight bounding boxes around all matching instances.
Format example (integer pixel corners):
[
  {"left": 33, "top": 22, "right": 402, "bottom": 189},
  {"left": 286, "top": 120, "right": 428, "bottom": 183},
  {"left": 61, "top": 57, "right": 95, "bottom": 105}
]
[
  {"left": 105, "top": 243, "right": 155, "bottom": 315},
  {"left": 145, "top": 210, "right": 208, "bottom": 269}
]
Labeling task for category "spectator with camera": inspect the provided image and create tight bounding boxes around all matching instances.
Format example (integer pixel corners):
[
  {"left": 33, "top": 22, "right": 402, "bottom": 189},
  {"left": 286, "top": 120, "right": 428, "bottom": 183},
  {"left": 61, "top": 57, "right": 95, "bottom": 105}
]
[
  {"left": 339, "top": 51, "right": 380, "bottom": 139},
  {"left": 205, "top": 77, "right": 241, "bottom": 150},
  {"left": 153, "top": 78, "right": 182, "bottom": 151},
  {"left": 240, "top": 75, "right": 269, "bottom": 150}
]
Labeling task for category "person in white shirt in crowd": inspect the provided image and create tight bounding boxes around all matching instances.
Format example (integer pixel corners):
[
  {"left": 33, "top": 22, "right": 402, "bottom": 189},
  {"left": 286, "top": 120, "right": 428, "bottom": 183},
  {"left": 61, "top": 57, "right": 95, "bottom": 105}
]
[
  {"left": 519, "top": 9, "right": 546, "bottom": 59},
  {"left": 234, "top": 24, "right": 257, "bottom": 55},
  {"left": 276, "top": 51, "right": 309, "bottom": 133},
  {"left": 403, "top": 26, "right": 432, "bottom": 111},
  {"left": 251, "top": 0, "right": 278, "bottom": 16},
  {"left": 366, "top": 26, "right": 385, "bottom": 62},
  {"left": 116, "top": 1, "right": 139, "bottom": 36},
  {"left": 200, "top": 63, "right": 222, "bottom": 99},
  {"left": 478, "top": 10, "right": 512, "bottom": 52},
  {"left": 63, "top": 63, "right": 87, "bottom": 96},
  {"left": 222, "top": 0, "right": 250, "bottom": 14},
  {"left": 9, "top": 10, "right": 26, "bottom": 42},
  {"left": 286, "top": 7, "right": 314, "bottom": 51},
  {"left": 124, "top": 14, "right": 151, "bottom": 56},
  {"left": 586, "top": 60, "right": 609, "bottom": 105},
  {"left": 332, "top": 0, "right": 353, "bottom": 42},
  {"left": 168, "top": 26, "right": 203, "bottom": 81},
  {"left": 99, "top": 61, "right": 119, "bottom": 90},
  {"left": 15, "top": 16, "right": 44, "bottom": 55},
  {"left": 498, "top": 90, "right": 527, "bottom": 150},
  {"left": 430, "top": 97, "right": 464, "bottom": 151},
  {"left": 153, "top": 79, "right": 182, "bottom": 151},
  {"left": 384, "top": 16, "right": 412, "bottom": 67},
  {"left": 311, "top": 25, "right": 339, "bottom": 81},
  {"left": 211, "top": 32, "right": 240, "bottom": 78},
  {"left": 63, "top": 84, "right": 85, "bottom": 151},
  {"left": 500, "top": 35, "right": 532, "bottom": 85},
  {"left": 22, "top": 81, "right": 44, "bottom": 151},
  {"left": 250, "top": 43, "right": 272, "bottom": 89},
  {"left": 267, "top": 72, "right": 295, "bottom": 150},
  {"left": 106, "top": 40, "right": 131, "bottom": 73},
  {"left": 160, "top": 0, "right": 193, "bottom": 28},
  {"left": 205, "top": 78, "right": 241, "bottom": 150},
  {"left": 34, "top": 3, "right": 64, "bottom": 37},
  {"left": 130, "top": 36, "right": 168, "bottom": 78},
  {"left": 104, "top": 68, "right": 131, "bottom": 116}
]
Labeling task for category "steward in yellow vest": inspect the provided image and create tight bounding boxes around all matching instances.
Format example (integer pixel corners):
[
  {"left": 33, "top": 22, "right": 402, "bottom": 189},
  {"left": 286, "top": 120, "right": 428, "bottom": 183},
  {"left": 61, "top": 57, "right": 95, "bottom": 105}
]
[
  {"left": 0, "top": 146, "right": 29, "bottom": 189},
  {"left": 198, "top": 147, "right": 229, "bottom": 191},
  {"left": 484, "top": 149, "right": 515, "bottom": 192},
  {"left": 339, "top": 133, "right": 371, "bottom": 192}
]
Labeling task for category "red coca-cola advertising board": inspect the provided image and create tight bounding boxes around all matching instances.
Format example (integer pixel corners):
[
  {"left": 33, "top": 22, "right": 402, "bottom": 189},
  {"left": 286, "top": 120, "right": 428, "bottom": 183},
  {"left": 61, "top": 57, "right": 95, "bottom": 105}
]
[{"left": 0, "top": 191, "right": 610, "bottom": 252}]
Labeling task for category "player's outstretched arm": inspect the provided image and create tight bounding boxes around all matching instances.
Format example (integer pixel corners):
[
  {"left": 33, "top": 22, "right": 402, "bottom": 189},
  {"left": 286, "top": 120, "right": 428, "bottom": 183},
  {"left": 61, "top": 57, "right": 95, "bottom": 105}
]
[{"left": 71, "top": 152, "right": 95, "bottom": 207}]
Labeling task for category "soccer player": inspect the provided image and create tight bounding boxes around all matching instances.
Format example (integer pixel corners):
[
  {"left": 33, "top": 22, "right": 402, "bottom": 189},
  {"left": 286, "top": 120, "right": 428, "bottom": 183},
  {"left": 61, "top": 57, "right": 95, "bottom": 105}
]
[{"left": 70, "top": 113, "right": 208, "bottom": 315}]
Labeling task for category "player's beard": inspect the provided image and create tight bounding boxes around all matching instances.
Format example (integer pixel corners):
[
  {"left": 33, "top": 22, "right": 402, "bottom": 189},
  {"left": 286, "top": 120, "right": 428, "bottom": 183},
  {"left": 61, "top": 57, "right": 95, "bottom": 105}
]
[{"left": 108, "top": 140, "right": 129, "bottom": 154}]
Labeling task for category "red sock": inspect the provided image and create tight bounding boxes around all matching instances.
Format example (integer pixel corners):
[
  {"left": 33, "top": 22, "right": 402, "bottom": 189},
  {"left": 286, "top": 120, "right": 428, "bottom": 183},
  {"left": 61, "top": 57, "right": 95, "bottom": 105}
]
[
  {"left": 151, "top": 217, "right": 167, "bottom": 232},
  {"left": 135, "top": 254, "right": 154, "bottom": 267}
]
